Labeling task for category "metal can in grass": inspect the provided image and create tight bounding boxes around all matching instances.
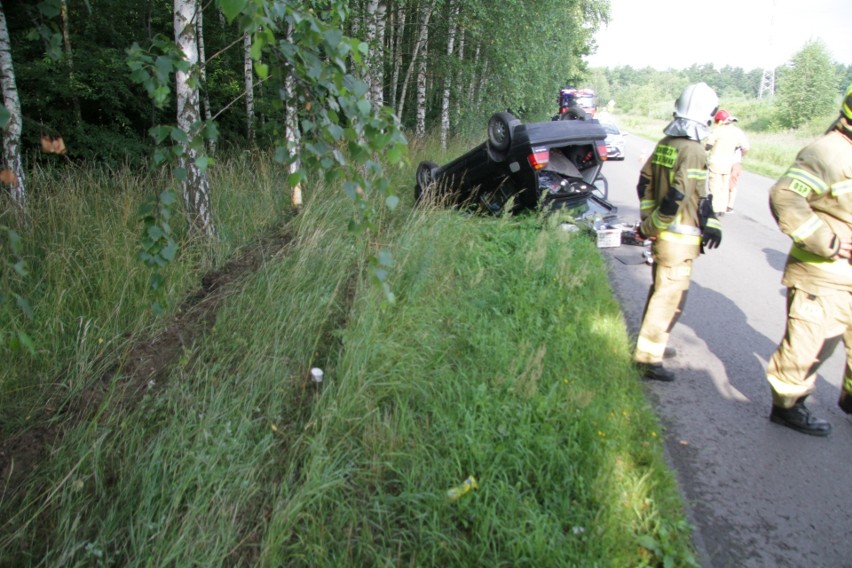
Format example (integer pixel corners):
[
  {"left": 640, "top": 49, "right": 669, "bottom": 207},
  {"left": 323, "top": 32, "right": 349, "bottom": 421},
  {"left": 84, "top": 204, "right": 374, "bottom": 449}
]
[
  {"left": 447, "top": 476, "right": 478, "bottom": 501},
  {"left": 310, "top": 367, "right": 324, "bottom": 383}
]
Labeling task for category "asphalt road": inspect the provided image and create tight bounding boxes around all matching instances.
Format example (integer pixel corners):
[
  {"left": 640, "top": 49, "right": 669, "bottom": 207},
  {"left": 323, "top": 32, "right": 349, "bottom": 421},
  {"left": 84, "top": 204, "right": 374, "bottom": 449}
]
[{"left": 597, "top": 131, "right": 851, "bottom": 568}]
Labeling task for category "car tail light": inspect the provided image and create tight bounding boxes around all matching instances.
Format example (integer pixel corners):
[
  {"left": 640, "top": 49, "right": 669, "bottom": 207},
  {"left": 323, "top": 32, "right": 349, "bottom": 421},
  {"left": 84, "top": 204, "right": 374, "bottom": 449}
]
[
  {"left": 528, "top": 148, "right": 549, "bottom": 170},
  {"left": 597, "top": 142, "right": 608, "bottom": 161}
]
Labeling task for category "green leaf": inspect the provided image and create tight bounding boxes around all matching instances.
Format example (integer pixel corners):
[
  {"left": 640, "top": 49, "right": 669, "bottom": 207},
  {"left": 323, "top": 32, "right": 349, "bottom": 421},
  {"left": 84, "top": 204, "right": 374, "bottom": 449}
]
[
  {"left": 288, "top": 172, "right": 302, "bottom": 187},
  {"left": 385, "top": 195, "right": 399, "bottom": 210},
  {"left": 147, "top": 225, "right": 164, "bottom": 241},
  {"left": 38, "top": 0, "right": 61, "bottom": 19},
  {"left": 195, "top": 155, "right": 210, "bottom": 171},
  {"left": 160, "top": 240, "right": 177, "bottom": 261},
  {"left": 15, "top": 294, "right": 34, "bottom": 321},
  {"left": 219, "top": 0, "right": 247, "bottom": 23},
  {"left": 13, "top": 260, "right": 28, "bottom": 278},
  {"left": 174, "top": 167, "right": 187, "bottom": 182},
  {"left": 160, "top": 190, "right": 177, "bottom": 206},
  {"left": 16, "top": 331, "right": 36, "bottom": 355},
  {"left": 255, "top": 62, "right": 269, "bottom": 80}
]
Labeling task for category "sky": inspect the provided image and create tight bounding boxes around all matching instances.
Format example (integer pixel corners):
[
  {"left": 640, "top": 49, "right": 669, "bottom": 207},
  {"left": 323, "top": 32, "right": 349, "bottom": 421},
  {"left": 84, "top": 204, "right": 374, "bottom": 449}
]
[{"left": 586, "top": 0, "right": 852, "bottom": 71}]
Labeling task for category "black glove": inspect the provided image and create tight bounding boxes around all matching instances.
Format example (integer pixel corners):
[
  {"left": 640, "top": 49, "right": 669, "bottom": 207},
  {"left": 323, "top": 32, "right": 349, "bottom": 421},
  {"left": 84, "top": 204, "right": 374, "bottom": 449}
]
[
  {"left": 658, "top": 187, "right": 685, "bottom": 216},
  {"left": 702, "top": 216, "right": 722, "bottom": 249}
]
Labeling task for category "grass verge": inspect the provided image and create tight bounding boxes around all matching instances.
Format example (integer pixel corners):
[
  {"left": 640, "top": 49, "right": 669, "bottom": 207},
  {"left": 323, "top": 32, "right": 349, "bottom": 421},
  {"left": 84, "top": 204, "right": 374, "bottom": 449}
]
[{"left": 1, "top": 149, "right": 697, "bottom": 567}]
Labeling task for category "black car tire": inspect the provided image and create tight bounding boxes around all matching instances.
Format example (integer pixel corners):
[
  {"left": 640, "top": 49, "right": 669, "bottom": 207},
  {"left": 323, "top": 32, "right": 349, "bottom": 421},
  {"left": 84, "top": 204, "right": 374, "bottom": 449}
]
[
  {"left": 415, "top": 160, "right": 438, "bottom": 203},
  {"left": 487, "top": 112, "right": 518, "bottom": 153}
]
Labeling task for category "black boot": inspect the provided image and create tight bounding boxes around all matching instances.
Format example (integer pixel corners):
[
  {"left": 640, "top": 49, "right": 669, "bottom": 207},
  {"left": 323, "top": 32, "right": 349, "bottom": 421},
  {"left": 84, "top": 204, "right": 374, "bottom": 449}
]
[
  {"left": 839, "top": 391, "right": 852, "bottom": 415},
  {"left": 770, "top": 398, "right": 831, "bottom": 437},
  {"left": 637, "top": 363, "right": 675, "bottom": 382}
]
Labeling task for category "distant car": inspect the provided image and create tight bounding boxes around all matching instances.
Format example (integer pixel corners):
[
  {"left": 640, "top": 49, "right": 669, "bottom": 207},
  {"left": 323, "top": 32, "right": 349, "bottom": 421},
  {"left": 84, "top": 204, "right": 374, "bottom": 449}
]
[
  {"left": 601, "top": 122, "right": 625, "bottom": 160},
  {"left": 415, "top": 112, "right": 615, "bottom": 218}
]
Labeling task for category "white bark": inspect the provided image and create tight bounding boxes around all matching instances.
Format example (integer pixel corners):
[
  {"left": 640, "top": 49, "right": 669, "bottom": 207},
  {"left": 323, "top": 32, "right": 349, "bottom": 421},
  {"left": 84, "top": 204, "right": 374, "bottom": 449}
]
[
  {"left": 0, "top": 0, "right": 25, "bottom": 209},
  {"left": 174, "top": 0, "right": 215, "bottom": 238},
  {"left": 196, "top": 3, "right": 215, "bottom": 153},
  {"left": 439, "top": 0, "right": 459, "bottom": 149},
  {"left": 364, "top": 0, "right": 378, "bottom": 103},
  {"left": 389, "top": 4, "right": 405, "bottom": 110},
  {"left": 284, "top": 25, "right": 301, "bottom": 211},
  {"left": 397, "top": 0, "right": 433, "bottom": 122},
  {"left": 370, "top": 1, "right": 386, "bottom": 107},
  {"left": 243, "top": 32, "right": 254, "bottom": 145},
  {"left": 414, "top": 1, "right": 434, "bottom": 137}
]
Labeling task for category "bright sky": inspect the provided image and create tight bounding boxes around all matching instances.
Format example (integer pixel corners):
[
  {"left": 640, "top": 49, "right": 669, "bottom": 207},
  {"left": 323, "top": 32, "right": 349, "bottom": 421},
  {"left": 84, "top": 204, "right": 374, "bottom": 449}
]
[{"left": 587, "top": 0, "right": 852, "bottom": 71}]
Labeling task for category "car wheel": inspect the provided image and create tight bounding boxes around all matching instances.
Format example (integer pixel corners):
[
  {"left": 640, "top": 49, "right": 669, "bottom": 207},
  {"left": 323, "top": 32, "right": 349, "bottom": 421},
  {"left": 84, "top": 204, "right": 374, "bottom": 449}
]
[
  {"left": 487, "top": 112, "right": 517, "bottom": 152},
  {"left": 415, "top": 160, "right": 438, "bottom": 203}
]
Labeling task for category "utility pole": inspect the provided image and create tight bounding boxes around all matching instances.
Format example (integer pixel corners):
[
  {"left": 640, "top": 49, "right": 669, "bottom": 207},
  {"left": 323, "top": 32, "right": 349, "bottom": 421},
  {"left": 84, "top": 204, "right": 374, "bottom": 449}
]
[{"left": 759, "top": 0, "right": 777, "bottom": 98}]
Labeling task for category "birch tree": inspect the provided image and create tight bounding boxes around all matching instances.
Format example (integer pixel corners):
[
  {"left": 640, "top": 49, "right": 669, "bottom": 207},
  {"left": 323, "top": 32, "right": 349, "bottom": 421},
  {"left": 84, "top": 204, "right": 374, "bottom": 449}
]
[
  {"left": 0, "top": 0, "right": 25, "bottom": 209},
  {"left": 439, "top": 0, "right": 458, "bottom": 149},
  {"left": 389, "top": 2, "right": 405, "bottom": 110},
  {"left": 174, "top": 0, "right": 215, "bottom": 238},
  {"left": 396, "top": 0, "right": 432, "bottom": 122},
  {"left": 196, "top": 3, "right": 215, "bottom": 153},
  {"left": 414, "top": 0, "right": 432, "bottom": 137},
  {"left": 283, "top": 24, "right": 301, "bottom": 211},
  {"left": 243, "top": 31, "right": 254, "bottom": 144}
]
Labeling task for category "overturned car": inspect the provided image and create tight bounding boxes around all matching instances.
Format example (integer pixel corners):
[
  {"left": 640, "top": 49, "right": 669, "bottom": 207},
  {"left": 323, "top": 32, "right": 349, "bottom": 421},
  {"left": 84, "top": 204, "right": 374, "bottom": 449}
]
[{"left": 415, "top": 112, "right": 616, "bottom": 218}]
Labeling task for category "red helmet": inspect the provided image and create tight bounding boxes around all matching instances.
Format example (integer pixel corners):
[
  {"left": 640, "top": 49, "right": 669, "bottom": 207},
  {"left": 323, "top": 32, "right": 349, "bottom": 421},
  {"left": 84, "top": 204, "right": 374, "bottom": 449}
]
[{"left": 714, "top": 109, "right": 731, "bottom": 124}]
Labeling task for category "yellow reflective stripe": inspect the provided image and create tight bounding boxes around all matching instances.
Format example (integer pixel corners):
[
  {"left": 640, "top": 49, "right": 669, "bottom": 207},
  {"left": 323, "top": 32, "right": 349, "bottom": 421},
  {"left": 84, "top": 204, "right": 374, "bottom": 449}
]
[
  {"left": 659, "top": 231, "right": 702, "bottom": 245},
  {"left": 651, "top": 210, "right": 671, "bottom": 230},
  {"left": 686, "top": 168, "right": 706, "bottom": 181},
  {"left": 831, "top": 179, "right": 852, "bottom": 196},
  {"left": 786, "top": 167, "right": 828, "bottom": 196},
  {"left": 705, "top": 218, "right": 721, "bottom": 230},
  {"left": 845, "top": 84, "right": 852, "bottom": 120},
  {"left": 651, "top": 144, "right": 677, "bottom": 168},
  {"left": 636, "top": 336, "right": 666, "bottom": 358},
  {"left": 790, "top": 215, "right": 823, "bottom": 244},
  {"left": 790, "top": 245, "right": 852, "bottom": 277},
  {"left": 640, "top": 199, "right": 656, "bottom": 211}
]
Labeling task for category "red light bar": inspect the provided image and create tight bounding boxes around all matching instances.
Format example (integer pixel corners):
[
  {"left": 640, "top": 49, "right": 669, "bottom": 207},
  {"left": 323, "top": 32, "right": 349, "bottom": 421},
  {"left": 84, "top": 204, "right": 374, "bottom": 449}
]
[
  {"left": 528, "top": 148, "right": 549, "bottom": 170},
  {"left": 597, "top": 142, "right": 608, "bottom": 161}
]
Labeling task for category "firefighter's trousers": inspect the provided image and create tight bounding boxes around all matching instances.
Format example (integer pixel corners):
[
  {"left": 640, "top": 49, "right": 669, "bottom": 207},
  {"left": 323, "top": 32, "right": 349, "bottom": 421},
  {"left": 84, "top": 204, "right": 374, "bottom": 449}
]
[
  {"left": 634, "top": 261, "right": 692, "bottom": 364},
  {"left": 709, "top": 169, "right": 732, "bottom": 213},
  {"left": 766, "top": 286, "right": 852, "bottom": 408}
]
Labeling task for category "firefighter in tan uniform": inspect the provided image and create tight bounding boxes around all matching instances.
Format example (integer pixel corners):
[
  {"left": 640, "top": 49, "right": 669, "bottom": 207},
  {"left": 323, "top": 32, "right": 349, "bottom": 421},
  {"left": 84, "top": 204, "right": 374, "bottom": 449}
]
[
  {"left": 765, "top": 84, "right": 852, "bottom": 436},
  {"left": 634, "top": 83, "right": 723, "bottom": 381},
  {"left": 706, "top": 109, "right": 749, "bottom": 214}
]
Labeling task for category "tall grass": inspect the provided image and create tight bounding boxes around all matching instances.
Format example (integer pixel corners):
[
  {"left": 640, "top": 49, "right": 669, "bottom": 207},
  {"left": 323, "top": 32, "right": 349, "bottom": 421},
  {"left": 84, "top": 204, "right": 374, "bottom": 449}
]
[{"left": 1, "top": 147, "right": 696, "bottom": 567}]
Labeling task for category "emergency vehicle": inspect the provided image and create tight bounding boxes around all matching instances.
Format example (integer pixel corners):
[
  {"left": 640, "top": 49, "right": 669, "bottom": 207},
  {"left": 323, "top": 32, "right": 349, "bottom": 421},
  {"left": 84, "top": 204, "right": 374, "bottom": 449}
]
[{"left": 558, "top": 88, "right": 597, "bottom": 117}]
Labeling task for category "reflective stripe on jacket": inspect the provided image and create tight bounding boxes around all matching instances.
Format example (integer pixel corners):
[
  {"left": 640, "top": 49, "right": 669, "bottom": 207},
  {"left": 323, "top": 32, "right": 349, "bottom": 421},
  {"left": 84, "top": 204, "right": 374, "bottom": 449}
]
[{"left": 770, "top": 128, "right": 852, "bottom": 292}]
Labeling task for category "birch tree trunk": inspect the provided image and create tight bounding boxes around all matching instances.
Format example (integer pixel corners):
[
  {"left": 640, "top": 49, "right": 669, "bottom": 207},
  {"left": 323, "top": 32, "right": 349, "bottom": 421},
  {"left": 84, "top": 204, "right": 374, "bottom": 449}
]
[
  {"left": 0, "top": 1, "right": 25, "bottom": 209},
  {"left": 397, "top": 0, "right": 433, "bottom": 122},
  {"left": 454, "top": 26, "right": 464, "bottom": 133},
  {"left": 284, "top": 25, "right": 301, "bottom": 211},
  {"left": 439, "top": 0, "right": 459, "bottom": 149},
  {"left": 243, "top": 32, "right": 254, "bottom": 145},
  {"left": 370, "top": 1, "right": 386, "bottom": 107},
  {"left": 196, "top": 3, "right": 215, "bottom": 154},
  {"left": 60, "top": 0, "right": 81, "bottom": 128},
  {"left": 415, "top": 5, "right": 429, "bottom": 138},
  {"left": 174, "top": 0, "right": 215, "bottom": 238},
  {"left": 363, "top": 0, "right": 378, "bottom": 104},
  {"left": 389, "top": 3, "right": 405, "bottom": 111}
]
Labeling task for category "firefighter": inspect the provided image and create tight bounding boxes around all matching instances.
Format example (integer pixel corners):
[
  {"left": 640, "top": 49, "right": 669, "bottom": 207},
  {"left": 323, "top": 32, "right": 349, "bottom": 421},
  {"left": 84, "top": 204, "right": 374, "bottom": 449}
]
[
  {"left": 634, "top": 82, "right": 722, "bottom": 381},
  {"left": 706, "top": 109, "right": 750, "bottom": 214},
  {"left": 764, "top": 84, "right": 852, "bottom": 436}
]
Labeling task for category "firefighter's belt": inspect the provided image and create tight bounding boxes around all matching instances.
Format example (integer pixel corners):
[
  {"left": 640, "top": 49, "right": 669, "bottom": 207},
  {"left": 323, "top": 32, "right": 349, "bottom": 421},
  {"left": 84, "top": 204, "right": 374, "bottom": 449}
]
[
  {"left": 790, "top": 245, "right": 852, "bottom": 277},
  {"left": 660, "top": 226, "right": 702, "bottom": 245}
]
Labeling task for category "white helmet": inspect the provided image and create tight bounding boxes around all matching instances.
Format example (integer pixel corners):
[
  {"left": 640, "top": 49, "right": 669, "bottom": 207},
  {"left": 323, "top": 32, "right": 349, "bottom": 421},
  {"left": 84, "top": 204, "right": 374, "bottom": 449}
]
[{"left": 672, "top": 82, "right": 718, "bottom": 126}]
